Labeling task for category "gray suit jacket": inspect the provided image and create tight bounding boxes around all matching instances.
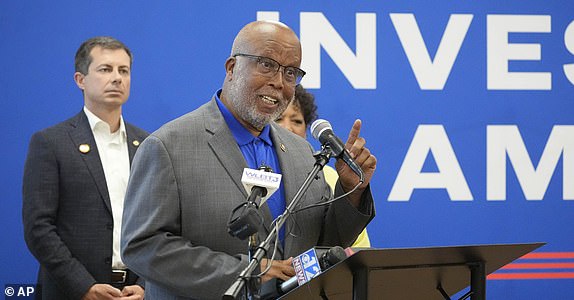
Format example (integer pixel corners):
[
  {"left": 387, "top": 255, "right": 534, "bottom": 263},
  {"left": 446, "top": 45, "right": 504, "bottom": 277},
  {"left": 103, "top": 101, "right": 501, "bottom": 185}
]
[
  {"left": 121, "top": 98, "right": 374, "bottom": 299},
  {"left": 22, "top": 111, "right": 148, "bottom": 299}
]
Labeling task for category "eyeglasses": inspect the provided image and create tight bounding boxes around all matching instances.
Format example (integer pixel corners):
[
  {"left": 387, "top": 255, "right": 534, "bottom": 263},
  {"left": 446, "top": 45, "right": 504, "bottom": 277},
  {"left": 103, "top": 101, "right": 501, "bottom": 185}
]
[{"left": 233, "top": 53, "right": 306, "bottom": 85}]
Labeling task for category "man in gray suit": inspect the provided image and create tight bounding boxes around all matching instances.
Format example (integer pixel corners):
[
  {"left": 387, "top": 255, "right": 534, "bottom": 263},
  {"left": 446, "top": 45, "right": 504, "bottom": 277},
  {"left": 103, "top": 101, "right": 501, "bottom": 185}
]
[
  {"left": 121, "top": 21, "right": 377, "bottom": 299},
  {"left": 23, "top": 37, "right": 147, "bottom": 300}
]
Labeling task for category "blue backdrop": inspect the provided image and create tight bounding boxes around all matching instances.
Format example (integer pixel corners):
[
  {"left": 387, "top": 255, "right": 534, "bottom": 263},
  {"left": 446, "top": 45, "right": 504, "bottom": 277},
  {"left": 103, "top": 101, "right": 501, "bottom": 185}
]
[{"left": 1, "top": 1, "right": 573, "bottom": 298}]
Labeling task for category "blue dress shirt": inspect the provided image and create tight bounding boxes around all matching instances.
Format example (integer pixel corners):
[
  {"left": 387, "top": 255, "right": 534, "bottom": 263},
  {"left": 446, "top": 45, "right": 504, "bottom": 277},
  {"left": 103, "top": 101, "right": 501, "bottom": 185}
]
[{"left": 215, "top": 91, "right": 286, "bottom": 243}]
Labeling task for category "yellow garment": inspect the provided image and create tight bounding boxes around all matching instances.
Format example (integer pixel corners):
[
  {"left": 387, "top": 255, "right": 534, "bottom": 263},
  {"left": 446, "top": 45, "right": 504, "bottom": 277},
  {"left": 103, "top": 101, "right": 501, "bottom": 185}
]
[{"left": 323, "top": 166, "right": 371, "bottom": 247}]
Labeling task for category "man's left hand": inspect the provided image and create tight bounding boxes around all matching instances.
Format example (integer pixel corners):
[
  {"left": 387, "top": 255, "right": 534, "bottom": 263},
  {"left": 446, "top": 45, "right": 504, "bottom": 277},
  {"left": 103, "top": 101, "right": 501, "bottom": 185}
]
[
  {"left": 335, "top": 119, "right": 377, "bottom": 207},
  {"left": 119, "top": 285, "right": 144, "bottom": 300}
]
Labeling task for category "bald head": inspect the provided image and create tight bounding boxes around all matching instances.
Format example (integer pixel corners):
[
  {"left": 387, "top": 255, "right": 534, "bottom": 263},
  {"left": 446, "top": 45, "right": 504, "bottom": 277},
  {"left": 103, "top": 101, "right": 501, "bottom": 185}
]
[
  {"left": 230, "top": 21, "right": 301, "bottom": 61},
  {"left": 220, "top": 21, "right": 302, "bottom": 136}
]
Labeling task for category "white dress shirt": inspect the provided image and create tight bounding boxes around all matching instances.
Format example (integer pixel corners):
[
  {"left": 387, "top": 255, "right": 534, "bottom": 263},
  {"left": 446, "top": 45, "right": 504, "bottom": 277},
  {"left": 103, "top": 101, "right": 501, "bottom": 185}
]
[{"left": 84, "top": 107, "right": 130, "bottom": 269}]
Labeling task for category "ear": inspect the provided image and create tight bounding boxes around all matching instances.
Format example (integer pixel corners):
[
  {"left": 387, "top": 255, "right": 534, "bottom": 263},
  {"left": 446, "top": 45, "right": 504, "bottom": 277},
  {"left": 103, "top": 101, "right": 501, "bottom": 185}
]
[
  {"left": 73, "top": 72, "right": 85, "bottom": 90},
  {"left": 224, "top": 57, "right": 236, "bottom": 81}
]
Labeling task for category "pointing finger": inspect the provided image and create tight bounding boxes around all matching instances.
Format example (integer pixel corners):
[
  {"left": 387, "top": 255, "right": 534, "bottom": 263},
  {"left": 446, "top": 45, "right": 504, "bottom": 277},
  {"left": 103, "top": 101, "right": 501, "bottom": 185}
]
[{"left": 345, "top": 119, "right": 362, "bottom": 151}]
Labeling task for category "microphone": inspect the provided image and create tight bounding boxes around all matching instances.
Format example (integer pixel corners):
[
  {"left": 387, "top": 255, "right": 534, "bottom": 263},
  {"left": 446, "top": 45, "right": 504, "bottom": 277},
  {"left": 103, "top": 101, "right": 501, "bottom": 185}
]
[
  {"left": 241, "top": 166, "right": 282, "bottom": 206},
  {"left": 260, "top": 246, "right": 347, "bottom": 299},
  {"left": 310, "top": 119, "right": 364, "bottom": 181},
  {"left": 227, "top": 166, "right": 282, "bottom": 240}
]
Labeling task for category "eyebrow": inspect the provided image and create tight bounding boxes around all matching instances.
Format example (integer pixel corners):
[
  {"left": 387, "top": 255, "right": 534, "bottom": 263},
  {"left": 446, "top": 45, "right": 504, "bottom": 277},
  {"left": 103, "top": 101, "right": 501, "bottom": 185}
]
[{"left": 95, "top": 63, "right": 130, "bottom": 69}]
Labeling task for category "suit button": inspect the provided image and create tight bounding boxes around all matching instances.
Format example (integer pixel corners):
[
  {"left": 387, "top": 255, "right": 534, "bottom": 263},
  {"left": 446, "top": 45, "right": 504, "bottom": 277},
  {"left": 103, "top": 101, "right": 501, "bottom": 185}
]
[
  {"left": 106, "top": 223, "right": 113, "bottom": 230},
  {"left": 105, "top": 257, "right": 111, "bottom": 264}
]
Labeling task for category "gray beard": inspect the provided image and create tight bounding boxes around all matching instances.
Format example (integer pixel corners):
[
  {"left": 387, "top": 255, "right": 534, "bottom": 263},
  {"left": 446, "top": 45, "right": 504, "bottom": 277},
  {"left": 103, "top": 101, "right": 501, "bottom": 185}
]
[
  {"left": 233, "top": 98, "right": 276, "bottom": 130},
  {"left": 227, "top": 82, "right": 286, "bottom": 131}
]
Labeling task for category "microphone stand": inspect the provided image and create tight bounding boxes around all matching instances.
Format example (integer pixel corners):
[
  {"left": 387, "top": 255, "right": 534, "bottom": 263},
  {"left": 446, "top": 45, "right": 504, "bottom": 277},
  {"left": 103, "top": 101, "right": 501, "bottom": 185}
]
[{"left": 222, "top": 147, "right": 334, "bottom": 300}]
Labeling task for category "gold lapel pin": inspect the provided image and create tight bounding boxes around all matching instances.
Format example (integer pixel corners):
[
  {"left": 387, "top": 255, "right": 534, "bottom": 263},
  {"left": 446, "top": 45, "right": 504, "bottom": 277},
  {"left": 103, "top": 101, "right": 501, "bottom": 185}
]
[
  {"left": 78, "top": 144, "right": 90, "bottom": 154},
  {"left": 280, "top": 143, "right": 286, "bottom": 152},
  {"left": 132, "top": 140, "right": 140, "bottom": 147}
]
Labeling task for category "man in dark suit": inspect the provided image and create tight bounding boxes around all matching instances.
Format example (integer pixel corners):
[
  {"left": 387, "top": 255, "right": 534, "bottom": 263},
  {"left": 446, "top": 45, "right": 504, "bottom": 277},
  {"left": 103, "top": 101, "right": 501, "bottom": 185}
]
[
  {"left": 23, "top": 36, "right": 147, "bottom": 300},
  {"left": 121, "top": 21, "right": 377, "bottom": 299}
]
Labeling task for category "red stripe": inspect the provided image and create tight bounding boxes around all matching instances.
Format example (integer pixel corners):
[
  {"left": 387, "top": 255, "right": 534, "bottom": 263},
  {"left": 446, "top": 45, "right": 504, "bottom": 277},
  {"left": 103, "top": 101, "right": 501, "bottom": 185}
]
[
  {"left": 488, "top": 273, "right": 574, "bottom": 280},
  {"left": 502, "top": 263, "right": 574, "bottom": 269},
  {"left": 521, "top": 252, "right": 574, "bottom": 259}
]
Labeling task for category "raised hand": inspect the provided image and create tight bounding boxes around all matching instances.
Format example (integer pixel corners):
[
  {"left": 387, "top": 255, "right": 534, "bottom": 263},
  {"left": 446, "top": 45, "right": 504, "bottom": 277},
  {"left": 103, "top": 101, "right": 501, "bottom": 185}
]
[{"left": 335, "top": 119, "right": 377, "bottom": 207}]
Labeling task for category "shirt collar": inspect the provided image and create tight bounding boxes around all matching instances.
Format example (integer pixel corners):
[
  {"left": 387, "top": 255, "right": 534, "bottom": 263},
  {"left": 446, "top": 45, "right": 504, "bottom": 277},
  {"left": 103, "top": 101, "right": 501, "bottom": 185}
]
[
  {"left": 215, "top": 90, "right": 272, "bottom": 146},
  {"left": 83, "top": 106, "right": 127, "bottom": 141}
]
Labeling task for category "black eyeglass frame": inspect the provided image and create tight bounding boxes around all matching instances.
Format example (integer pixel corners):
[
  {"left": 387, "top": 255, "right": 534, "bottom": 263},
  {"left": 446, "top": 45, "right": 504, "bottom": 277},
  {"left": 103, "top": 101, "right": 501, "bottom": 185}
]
[{"left": 233, "top": 53, "right": 306, "bottom": 85}]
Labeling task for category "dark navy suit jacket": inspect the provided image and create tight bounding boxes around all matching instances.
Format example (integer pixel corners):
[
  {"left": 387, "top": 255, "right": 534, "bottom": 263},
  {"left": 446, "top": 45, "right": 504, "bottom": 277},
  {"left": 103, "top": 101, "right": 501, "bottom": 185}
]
[{"left": 22, "top": 111, "right": 148, "bottom": 299}]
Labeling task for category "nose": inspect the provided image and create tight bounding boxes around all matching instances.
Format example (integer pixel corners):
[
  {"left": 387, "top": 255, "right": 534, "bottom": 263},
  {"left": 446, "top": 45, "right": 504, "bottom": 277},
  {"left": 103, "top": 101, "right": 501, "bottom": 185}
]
[
  {"left": 111, "top": 69, "right": 122, "bottom": 84},
  {"left": 267, "top": 67, "right": 285, "bottom": 89}
]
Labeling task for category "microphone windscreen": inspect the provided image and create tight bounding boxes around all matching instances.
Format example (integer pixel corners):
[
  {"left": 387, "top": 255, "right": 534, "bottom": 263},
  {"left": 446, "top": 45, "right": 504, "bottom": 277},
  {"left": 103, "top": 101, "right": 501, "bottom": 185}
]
[
  {"left": 310, "top": 119, "right": 332, "bottom": 141},
  {"left": 321, "top": 246, "right": 347, "bottom": 269}
]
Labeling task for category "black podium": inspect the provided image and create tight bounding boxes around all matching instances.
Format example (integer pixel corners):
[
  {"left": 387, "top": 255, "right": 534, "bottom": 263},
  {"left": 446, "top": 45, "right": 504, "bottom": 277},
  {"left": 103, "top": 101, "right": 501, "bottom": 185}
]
[{"left": 279, "top": 242, "right": 544, "bottom": 300}]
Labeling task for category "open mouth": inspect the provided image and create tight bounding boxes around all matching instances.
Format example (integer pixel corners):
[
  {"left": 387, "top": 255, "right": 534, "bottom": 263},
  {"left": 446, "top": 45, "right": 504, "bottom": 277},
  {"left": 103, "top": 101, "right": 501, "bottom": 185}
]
[{"left": 261, "top": 95, "right": 278, "bottom": 105}]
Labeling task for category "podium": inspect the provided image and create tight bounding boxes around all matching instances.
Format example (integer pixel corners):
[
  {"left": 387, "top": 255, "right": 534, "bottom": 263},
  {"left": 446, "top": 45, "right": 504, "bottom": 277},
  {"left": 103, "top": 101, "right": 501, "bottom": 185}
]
[{"left": 279, "top": 242, "right": 544, "bottom": 300}]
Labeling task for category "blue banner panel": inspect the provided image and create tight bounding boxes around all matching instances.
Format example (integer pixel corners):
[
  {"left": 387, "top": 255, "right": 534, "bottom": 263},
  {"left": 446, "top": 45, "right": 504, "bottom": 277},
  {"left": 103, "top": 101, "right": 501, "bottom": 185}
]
[{"left": 1, "top": 1, "right": 572, "bottom": 298}]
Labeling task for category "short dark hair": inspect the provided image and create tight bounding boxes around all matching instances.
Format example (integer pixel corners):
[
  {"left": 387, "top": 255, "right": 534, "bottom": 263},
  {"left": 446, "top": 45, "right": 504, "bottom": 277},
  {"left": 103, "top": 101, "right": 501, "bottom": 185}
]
[
  {"left": 293, "top": 85, "right": 318, "bottom": 128},
  {"left": 74, "top": 36, "right": 132, "bottom": 75}
]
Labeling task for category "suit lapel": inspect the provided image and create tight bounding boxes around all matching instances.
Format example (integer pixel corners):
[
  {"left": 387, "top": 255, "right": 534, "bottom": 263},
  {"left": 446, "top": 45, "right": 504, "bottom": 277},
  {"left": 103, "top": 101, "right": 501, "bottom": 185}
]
[
  {"left": 271, "top": 125, "right": 301, "bottom": 209},
  {"left": 271, "top": 124, "right": 314, "bottom": 257},
  {"left": 204, "top": 99, "right": 249, "bottom": 198},
  {"left": 125, "top": 123, "right": 145, "bottom": 164},
  {"left": 271, "top": 123, "right": 320, "bottom": 253},
  {"left": 269, "top": 124, "right": 295, "bottom": 257},
  {"left": 67, "top": 111, "right": 112, "bottom": 214}
]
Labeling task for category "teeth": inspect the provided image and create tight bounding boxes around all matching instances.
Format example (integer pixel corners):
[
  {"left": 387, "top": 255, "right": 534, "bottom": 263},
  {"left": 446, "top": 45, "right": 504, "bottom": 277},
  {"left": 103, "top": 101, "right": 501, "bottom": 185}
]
[{"left": 261, "top": 96, "right": 278, "bottom": 104}]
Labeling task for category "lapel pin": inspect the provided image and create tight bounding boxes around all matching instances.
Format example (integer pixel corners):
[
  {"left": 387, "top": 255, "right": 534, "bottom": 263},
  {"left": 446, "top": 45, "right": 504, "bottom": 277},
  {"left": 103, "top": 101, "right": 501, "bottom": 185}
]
[
  {"left": 132, "top": 140, "right": 140, "bottom": 147},
  {"left": 280, "top": 143, "right": 286, "bottom": 152},
  {"left": 78, "top": 144, "right": 90, "bottom": 154}
]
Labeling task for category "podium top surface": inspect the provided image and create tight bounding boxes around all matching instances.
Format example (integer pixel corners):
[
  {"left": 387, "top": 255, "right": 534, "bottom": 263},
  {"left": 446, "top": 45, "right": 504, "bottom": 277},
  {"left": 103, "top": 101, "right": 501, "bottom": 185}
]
[{"left": 280, "top": 242, "right": 545, "bottom": 300}]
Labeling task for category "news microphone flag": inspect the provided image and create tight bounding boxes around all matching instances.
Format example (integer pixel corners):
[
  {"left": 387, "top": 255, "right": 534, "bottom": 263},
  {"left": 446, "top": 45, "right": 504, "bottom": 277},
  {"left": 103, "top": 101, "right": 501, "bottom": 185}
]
[
  {"left": 241, "top": 168, "right": 281, "bottom": 205},
  {"left": 292, "top": 248, "right": 322, "bottom": 286}
]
